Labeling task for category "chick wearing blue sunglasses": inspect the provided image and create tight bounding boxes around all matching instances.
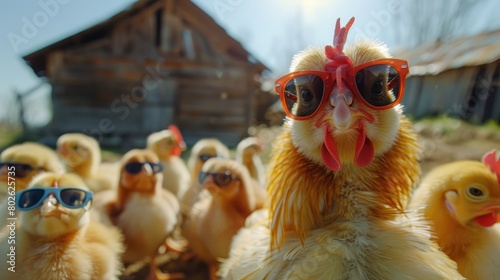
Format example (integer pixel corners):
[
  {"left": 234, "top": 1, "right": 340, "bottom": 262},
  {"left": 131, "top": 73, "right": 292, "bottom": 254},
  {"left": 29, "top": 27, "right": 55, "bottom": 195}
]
[{"left": 0, "top": 172, "right": 124, "bottom": 280}]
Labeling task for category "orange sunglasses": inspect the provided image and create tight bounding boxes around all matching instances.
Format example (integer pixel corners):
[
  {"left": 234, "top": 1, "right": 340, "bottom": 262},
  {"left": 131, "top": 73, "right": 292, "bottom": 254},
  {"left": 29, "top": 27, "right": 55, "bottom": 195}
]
[{"left": 275, "top": 58, "right": 409, "bottom": 120}]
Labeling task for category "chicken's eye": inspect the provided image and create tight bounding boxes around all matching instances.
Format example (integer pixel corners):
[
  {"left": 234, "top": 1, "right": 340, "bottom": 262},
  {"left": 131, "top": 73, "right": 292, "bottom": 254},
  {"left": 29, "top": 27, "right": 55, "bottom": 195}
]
[
  {"left": 300, "top": 89, "right": 314, "bottom": 104},
  {"left": 370, "top": 80, "right": 384, "bottom": 96},
  {"left": 465, "top": 185, "right": 486, "bottom": 201}
]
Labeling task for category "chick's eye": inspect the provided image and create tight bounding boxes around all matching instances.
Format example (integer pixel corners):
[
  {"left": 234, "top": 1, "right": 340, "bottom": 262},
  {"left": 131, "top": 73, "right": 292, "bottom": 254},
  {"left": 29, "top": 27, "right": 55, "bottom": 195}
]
[
  {"left": 468, "top": 187, "right": 484, "bottom": 197},
  {"left": 300, "top": 89, "right": 314, "bottom": 104},
  {"left": 370, "top": 80, "right": 384, "bottom": 96},
  {"left": 465, "top": 185, "right": 487, "bottom": 201}
]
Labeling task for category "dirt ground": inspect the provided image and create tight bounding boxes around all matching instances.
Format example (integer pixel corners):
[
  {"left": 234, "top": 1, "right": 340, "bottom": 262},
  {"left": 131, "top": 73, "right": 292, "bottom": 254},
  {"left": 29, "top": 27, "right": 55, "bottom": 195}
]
[{"left": 121, "top": 118, "right": 500, "bottom": 280}]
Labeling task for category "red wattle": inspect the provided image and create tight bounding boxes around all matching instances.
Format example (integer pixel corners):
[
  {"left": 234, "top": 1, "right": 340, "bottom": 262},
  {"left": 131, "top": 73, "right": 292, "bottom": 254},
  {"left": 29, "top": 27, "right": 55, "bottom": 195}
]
[
  {"left": 476, "top": 212, "right": 498, "bottom": 227},
  {"left": 322, "top": 126, "right": 341, "bottom": 171},
  {"left": 354, "top": 123, "right": 374, "bottom": 167}
]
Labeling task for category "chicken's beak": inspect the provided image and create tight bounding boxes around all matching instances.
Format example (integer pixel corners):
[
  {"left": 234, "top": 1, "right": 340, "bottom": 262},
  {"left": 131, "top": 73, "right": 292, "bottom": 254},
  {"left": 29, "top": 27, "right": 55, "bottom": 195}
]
[
  {"left": 40, "top": 195, "right": 67, "bottom": 218},
  {"left": 330, "top": 90, "right": 354, "bottom": 131},
  {"left": 57, "top": 144, "right": 69, "bottom": 157}
]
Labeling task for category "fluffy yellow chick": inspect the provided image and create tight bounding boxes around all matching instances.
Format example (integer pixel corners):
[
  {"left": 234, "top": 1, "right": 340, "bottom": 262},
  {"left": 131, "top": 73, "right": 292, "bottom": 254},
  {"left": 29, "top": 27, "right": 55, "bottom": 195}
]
[
  {"left": 57, "top": 133, "right": 118, "bottom": 192},
  {"left": 184, "top": 158, "right": 258, "bottom": 280},
  {"left": 236, "top": 137, "right": 266, "bottom": 187},
  {"left": 0, "top": 172, "right": 124, "bottom": 280},
  {"left": 93, "top": 149, "right": 182, "bottom": 280},
  {"left": 0, "top": 142, "right": 65, "bottom": 228},
  {"left": 1, "top": 142, "right": 64, "bottom": 198},
  {"left": 219, "top": 18, "right": 463, "bottom": 279},
  {"left": 180, "top": 138, "right": 230, "bottom": 214},
  {"left": 408, "top": 149, "right": 500, "bottom": 279},
  {"left": 235, "top": 137, "right": 267, "bottom": 209},
  {"left": 146, "top": 126, "right": 191, "bottom": 200}
]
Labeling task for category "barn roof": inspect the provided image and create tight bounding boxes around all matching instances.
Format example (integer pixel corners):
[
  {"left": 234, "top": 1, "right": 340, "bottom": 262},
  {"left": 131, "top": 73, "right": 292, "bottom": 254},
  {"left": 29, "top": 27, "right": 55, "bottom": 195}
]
[
  {"left": 23, "top": 0, "right": 268, "bottom": 77},
  {"left": 396, "top": 29, "right": 500, "bottom": 76}
]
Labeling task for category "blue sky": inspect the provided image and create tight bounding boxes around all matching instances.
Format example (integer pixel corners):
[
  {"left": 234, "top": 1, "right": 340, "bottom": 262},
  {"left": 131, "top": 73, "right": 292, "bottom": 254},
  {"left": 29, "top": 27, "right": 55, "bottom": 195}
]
[{"left": 0, "top": 0, "right": 498, "bottom": 126}]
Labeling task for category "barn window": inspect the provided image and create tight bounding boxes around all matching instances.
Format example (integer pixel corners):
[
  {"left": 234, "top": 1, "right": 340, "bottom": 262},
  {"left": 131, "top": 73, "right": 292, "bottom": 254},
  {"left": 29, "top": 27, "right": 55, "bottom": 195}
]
[
  {"left": 155, "top": 9, "right": 163, "bottom": 47},
  {"left": 182, "top": 29, "right": 196, "bottom": 60}
]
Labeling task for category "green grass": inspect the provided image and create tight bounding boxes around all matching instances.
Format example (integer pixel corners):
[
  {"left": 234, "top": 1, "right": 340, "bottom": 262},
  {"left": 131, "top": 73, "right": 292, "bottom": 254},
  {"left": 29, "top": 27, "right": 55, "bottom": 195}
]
[{"left": 0, "top": 124, "right": 22, "bottom": 149}]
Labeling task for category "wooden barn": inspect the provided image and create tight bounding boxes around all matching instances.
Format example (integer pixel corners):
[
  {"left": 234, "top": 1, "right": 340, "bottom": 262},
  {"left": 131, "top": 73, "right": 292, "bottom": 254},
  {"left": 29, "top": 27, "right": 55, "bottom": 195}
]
[
  {"left": 23, "top": 0, "right": 276, "bottom": 148},
  {"left": 398, "top": 29, "right": 500, "bottom": 124}
]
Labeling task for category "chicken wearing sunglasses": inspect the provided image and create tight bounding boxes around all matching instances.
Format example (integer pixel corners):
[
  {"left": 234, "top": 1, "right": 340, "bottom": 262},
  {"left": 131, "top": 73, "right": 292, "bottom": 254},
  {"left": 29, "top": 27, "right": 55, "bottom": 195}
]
[
  {"left": 0, "top": 142, "right": 65, "bottom": 228},
  {"left": 183, "top": 158, "right": 259, "bottom": 280},
  {"left": 0, "top": 172, "right": 124, "bottom": 280},
  {"left": 219, "top": 18, "right": 464, "bottom": 279},
  {"left": 181, "top": 138, "right": 230, "bottom": 215},
  {"left": 0, "top": 142, "right": 64, "bottom": 199},
  {"left": 93, "top": 149, "right": 182, "bottom": 280}
]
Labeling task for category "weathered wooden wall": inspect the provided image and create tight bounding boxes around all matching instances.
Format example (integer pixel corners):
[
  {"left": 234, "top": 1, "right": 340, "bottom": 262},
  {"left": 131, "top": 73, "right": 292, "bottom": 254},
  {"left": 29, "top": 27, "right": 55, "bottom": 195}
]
[
  {"left": 38, "top": 0, "right": 274, "bottom": 149},
  {"left": 402, "top": 61, "right": 500, "bottom": 124}
]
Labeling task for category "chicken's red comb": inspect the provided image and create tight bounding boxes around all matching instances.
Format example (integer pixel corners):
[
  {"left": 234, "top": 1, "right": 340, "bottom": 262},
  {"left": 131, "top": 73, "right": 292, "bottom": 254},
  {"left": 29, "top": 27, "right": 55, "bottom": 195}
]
[
  {"left": 325, "top": 17, "right": 355, "bottom": 71},
  {"left": 334, "top": 17, "right": 355, "bottom": 52},
  {"left": 168, "top": 124, "right": 185, "bottom": 156},
  {"left": 482, "top": 149, "right": 500, "bottom": 183}
]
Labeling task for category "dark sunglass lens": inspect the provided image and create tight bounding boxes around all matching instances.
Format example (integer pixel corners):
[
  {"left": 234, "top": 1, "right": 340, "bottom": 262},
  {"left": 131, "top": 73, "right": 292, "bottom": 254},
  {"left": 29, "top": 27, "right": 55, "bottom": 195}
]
[
  {"left": 355, "top": 65, "right": 400, "bottom": 107},
  {"left": 283, "top": 75, "right": 324, "bottom": 117},
  {"left": 214, "top": 173, "right": 232, "bottom": 187},
  {"left": 198, "top": 154, "right": 212, "bottom": 162},
  {"left": 198, "top": 172, "right": 208, "bottom": 184},
  {"left": 60, "top": 189, "right": 86, "bottom": 207},
  {"left": 3, "top": 163, "right": 33, "bottom": 178},
  {"left": 125, "top": 163, "right": 143, "bottom": 174},
  {"left": 18, "top": 189, "right": 45, "bottom": 209}
]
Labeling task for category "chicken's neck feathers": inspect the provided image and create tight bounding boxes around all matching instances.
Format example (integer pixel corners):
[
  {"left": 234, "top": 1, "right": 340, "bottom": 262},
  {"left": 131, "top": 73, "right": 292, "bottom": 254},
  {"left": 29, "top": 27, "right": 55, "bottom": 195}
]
[{"left": 267, "top": 116, "right": 420, "bottom": 250}]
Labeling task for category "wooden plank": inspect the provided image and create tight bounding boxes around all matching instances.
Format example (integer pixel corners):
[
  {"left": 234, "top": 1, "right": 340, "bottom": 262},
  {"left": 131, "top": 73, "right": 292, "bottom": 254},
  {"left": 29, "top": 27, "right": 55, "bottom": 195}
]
[
  {"left": 178, "top": 100, "right": 246, "bottom": 115},
  {"left": 142, "top": 106, "right": 174, "bottom": 133}
]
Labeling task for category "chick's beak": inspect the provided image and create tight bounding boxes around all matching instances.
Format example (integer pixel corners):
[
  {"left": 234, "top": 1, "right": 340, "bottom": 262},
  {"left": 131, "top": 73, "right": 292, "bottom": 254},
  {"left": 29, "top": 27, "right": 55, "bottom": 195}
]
[
  {"left": 475, "top": 202, "right": 500, "bottom": 227},
  {"left": 57, "top": 144, "right": 69, "bottom": 157},
  {"left": 40, "top": 195, "right": 66, "bottom": 218}
]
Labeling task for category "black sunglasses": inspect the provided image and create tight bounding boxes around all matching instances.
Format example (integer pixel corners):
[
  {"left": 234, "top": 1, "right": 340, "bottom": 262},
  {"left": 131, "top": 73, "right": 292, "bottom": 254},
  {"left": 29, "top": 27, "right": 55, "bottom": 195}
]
[
  {"left": 198, "top": 154, "right": 224, "bottom": 163},
  {"left": 0, "top": 162, "right": 45, "bottom": 178},
  {"left": 198, "top": 171, "right": 239, "bottom": 187},
  {"left": 15, "top": 187, "right": 93, "bottom": 211},
  {"left": 124, "top": 162, "right": 163, "bottom": 174}
]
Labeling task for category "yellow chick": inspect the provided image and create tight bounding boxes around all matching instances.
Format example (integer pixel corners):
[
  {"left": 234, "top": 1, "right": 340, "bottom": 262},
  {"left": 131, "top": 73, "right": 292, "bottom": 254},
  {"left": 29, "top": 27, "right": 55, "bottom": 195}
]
[
  {"left": 0, "top": 142, "right": 65, "bottom": 228},
  {"left": 184, "top": 158, "right": 258, "bottom": 280},
  {"left": 235, "top": 137, "right": 267, "bottom": 209},
  {"left": 93, "top": 149, "right": 182, "bottom": 280},
  {"left": 146, "top": 126, "right": 191, "bottom": 200},
  {"left": 1, "top": 142, "right": 64, "bottom": 198},
  {"left": 57, "top": 133, "right": 118, "bottom": 192},
  {"left": 235, "top": 137, "right": 266, "bottom": 188},
  {"left": 409, "top": 149, "right": 500, "bottom": 279},
  {"left": 180, "top": 138, "right": 230, "bottom": 214},
  {"left": 0, "top": 172, "right": 124, "bottom": 280}
]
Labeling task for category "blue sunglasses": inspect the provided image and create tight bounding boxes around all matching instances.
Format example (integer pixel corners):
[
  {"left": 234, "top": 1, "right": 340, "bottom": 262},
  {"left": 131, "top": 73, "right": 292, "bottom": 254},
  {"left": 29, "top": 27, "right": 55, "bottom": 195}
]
[{"left": 15, "top": 187, "right": 93, "bottom": 211}]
